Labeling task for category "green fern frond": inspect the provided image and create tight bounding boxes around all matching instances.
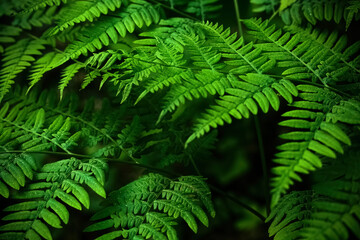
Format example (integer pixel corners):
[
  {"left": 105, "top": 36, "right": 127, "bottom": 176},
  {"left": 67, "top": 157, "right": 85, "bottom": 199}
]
[
  {"left": 0, "top": 39, "right": 46, "bottom": 102},
  {"left": 185, "top": 0, "right": 222, "bottom": 21},
  {"left": 284, "top": 24, "right": 360, "bottom": 80},
  {"left": 59, "top": 62, "right": 84, "bottom": 99},
  {"left": 0, "top": 25, "right": 22, "bottom": 53},
  {"left": 28, "top": 52, "right": 69, "bottom": 91},
  {"left": 271, "top": 84, "right": 360, "bottom": 207},
  {"left": 85, "top": 50, "right": 124, "bottom": 70},
  {"left": 279, "top": 0, "right": 360, "bottom": 26},
  {"left": 0, "top": 157, "right": 107, "bottom": 240},
  {"left": 52, "top": 25, "right": 83, "bottom": 43},
  {"left": 0, "top": 104, "right": 80, "bottom": 153},
  {"left": 0, "top": 154, "right": 37, "bottom": 198},
  {"left": 85, "top": 173, "right": 215, "bottom": 239},
  {"left": 267, "top": 150, "right": 360, "bottom": 240},
  {"left": 158, "top": 69, "right": 232, "bottom": 124},
  {"left": 19, "top": 0, "right": 67, "bottom": 13},
  {"left": 65, "top": 1, "right": 160, "bottom": 59},
  {"left": 346, "top": 0, "right": 360, "bottom": 30},
  {"left": 1, "top": 87, "right": 122, "bottom": 156},
  {"left": 185, "top": 73, "right": 297, "bottom": 146},
  {"left": 12, "top": 5, "right": 57, "bottom": 30},
  {"left": 135, "top": 66, "right": 182, "bottom": 104},
  {"left": 244, "top": 18, "right": 360, "bottom": 85},
  {"left": 46, "top": 0, "right": 127, "bottom": 37},
  {"left": 250, "top": 0, "right": 278, "bottom": 14}
]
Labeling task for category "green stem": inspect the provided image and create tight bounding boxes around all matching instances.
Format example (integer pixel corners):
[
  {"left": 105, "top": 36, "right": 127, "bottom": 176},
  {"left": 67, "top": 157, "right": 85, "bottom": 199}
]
[
  {"left": 254, "top": 116, "right": 270, "bottom": 216},
  {"left": 188, "top": 154, "right": 201, "bottom": 176},
  {"left": 233, "top": 0, "right": 245, "bottom": 45},
  {"left": 210, "top": 185, "right": 266, "bottom": 221}
]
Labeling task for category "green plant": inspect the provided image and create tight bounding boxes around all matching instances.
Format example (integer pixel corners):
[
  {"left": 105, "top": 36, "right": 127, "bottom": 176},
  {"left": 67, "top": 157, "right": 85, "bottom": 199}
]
[{"left": 0, "top": 0, "right": 359, "bottom": 239}]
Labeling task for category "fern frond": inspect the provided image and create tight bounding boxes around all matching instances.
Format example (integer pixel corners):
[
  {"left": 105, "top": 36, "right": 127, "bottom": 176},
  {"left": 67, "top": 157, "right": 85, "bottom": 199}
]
[
  {"left": 0, "top": 104, "right": 80, "bottom": 154},
  {"left": 12, "top": 5, "right": 57, "bottom": 30},
  {"left": 158, "top": 69, "right": 232, "bottom": 123},
  {"left": 271, "top": 84, "right": 360, "bottom": 207},
  {"left": 244, "top": 18, "right": 360, "bottom": 85},
  {"left": 19, "top": 0, "right": 67, "bottom": 13},
  {"left": 0, "top": 39, "right": 46, "bottom": 102},
  {"left": 0, "top": 154, "right": 37, "bottom": 198},
  {"left": 267, "top": 150, "right": 360, "bottom": 240},
  {"left": 0, "top": 157, "right": 107, "bottom": 239},
  {"left": 279, "top": 0, "right": 360, "bottom": 26},
  {"left": 59, "top": 62, "right": 84, "bottom": 99},
  {"left": 0, "top": 25, "right": 22, "bottom": 53},
  {"left": 250, "top": 0, "right": 278, "bottom": 14},
  {"left": 65, "top": 2, "right": 160, "bottom": 59},
  {"left": 185, "top": 0, "right": 222, "bottom": 21},
  {"left": 85, "top": 173, "right": 215, "bottom": 239},
  {"left": 185, "top": 73, "right": 298, "bottom": 146},
  {"left": 46, "top": 0, "right": 127, "bottom": 36},
  {"left": 28, "top": 52, "right": 69, "bottom": 91},
  {"left": 346, "top": 0, "right": 360, "bottom": 30},
  {"left": 284, "top": 24, "right": 360, "bottom": 79}
]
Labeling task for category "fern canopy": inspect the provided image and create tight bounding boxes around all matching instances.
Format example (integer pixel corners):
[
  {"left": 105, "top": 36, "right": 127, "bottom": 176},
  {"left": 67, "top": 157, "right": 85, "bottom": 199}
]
[{"left": 0, "top": 0, "right": 360, "bottom": 239}]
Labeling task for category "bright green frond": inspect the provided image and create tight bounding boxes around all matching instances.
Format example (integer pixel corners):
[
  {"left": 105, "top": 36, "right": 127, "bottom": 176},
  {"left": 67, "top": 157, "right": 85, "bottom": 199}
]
[
  {"left": 28, "top": 52, "right": 69, "bottom": 91},
  {"left": 185, "top": 73, "right": 298, "bottom": 147},
  {"left": 244, "top": 18, "right": 360, "bottom": 85},
  {"left": 65, "top": 2, "right": 160, "bottom": 59},
  {"left": 0, "top": 39, "right": 46, "bottom": 102},
  {"left": 46, "top": 0, "right": 127, "bottom": 36},
  {"left": 270, "top": 84, "right": 360, "bottom": 207}
]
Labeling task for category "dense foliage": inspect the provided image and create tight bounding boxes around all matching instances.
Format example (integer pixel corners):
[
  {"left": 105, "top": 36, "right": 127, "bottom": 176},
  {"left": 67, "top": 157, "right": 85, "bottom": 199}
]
[{"left": 0, "top": 0, "right": 359, "bottom": 239}]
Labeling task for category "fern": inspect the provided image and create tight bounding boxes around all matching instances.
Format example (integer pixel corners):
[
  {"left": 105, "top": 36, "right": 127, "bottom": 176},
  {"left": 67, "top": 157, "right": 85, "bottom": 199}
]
[
  {"left": 0, "top": 157, "right": 107, "bottom": 240},
  {"left": 0, "top": 154, "right": 37, "bottom": 198},
  {"left": 19, "top": 0, "right": 68, "bottom": 13},
  {"left": 250, "top": 0, "right": 360, "bottom": 28},
  {"left": 185, "top": 0, "right": 222, "bottom": 21},
  {"left": 271, "top": 84, "right": 360, "bottom": 206},
  {"left": 0, "top": 39, "right": 47, "bottom": 102},
  {"left": 12, "top": 6, "right": 58, "bottom": 30},
  {"left": 244, "top": 18, "right": 360, "bottom": 85},
  {"left": 85, "top": 173, "right": 215, "bottom": 239},
  {"left": 0, "top": 0, "right": 360, "bottom": 239},
  {"left": 279, "top": 0, "right": 360, "bottom": 26},
  {"left": 0, "top": 25, "right": 22, "bottom": 53},
  {"left": 64, "top": 1, "right": 160, "bottom": 59},
  {"left": 267, "top": 149, "right": 360, "bottom": 240},
  {"left": 46, "top": 0, "right": 127, "bottom": 36}
]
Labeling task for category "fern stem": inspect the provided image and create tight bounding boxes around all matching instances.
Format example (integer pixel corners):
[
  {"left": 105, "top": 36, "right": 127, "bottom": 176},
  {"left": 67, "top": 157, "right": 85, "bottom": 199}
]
[
  {"left": 209, "top": 185, "right": 266, "bottom": 221},
  {"left": 189, "top": 154, "right": 201, "bottom": 176},
  {"left": 254, "top": 116, "right": 270, "bottom": 216},
  {"left": 269, "top": 9, "right": 279, "bottom": 22},
  {"left": 233, "top": 0, "right": 245, "bottom": 45}
]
